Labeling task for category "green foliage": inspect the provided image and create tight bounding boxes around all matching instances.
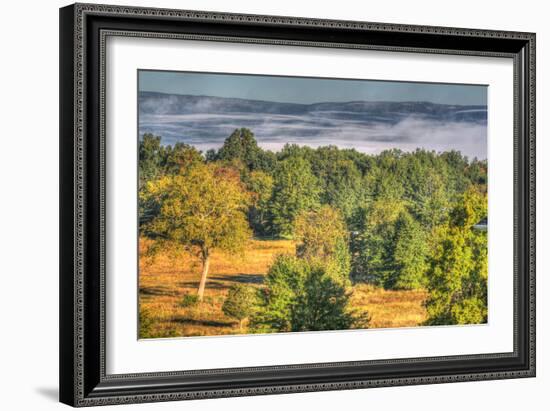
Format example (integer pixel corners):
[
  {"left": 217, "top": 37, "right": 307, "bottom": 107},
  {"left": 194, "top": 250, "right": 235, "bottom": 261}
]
[
  {"left": 155, "top": 329, "right": 179, "bottom": 338},
  {"left": 294, "top": 205, "right": 351, "bottom": 284},
  {"left": 142, "top": 163, "right": 252, "bottom": 255},
  {"left": 244, "top": 170, "right": 274, "bottom": 236},
  {"left": 139, "top": 308, "right": 155, "bottom": 339},
  {"left": 424, "top": 188, "right": 488, "bottom": 325},
  {"left": 466, "top": 159, "right": 488, "bottom": 186},
  {"left": 269, "top": 156, "right": 321, "bottom": 237},
  {"left": 251, "top": 255, "right": 304, "bottom": 332},
  {"left": 141, "top": 162, "right": 252, "bottom": 299},
  {"left": 295, "top": 205, "right": 347, "bottom": 259},
  {"left": 277, "top": 145, "right": 370, "bottom": 224},
  {"left": 291, "top": 262, "right": 355, "bottom": 331},
  {"left": 350, "top": 199, "right": 406, "bottom": 286},
  {"left": 348, "top": 148, "right": 488, "bottom": 292},
  {"left": 351, "top": 205, "right": 433, "bottom": 290},
  {"left": 139, "top": 135, "right": 203, "bottom": 228},
  {"left": 215, "top": 128, "right": 276, "bottom": 172},
  {"left": 329, "top": 238, "right": 353, "bottom": 285},
  {"left": 449, "top": 185, "right": 487, "bottom": 227},
  {"left": 139, "top": 134, "right": 164, "bottom": 188},
  {"left": 308, "top": 147, "right": 364, "bottom": 221},
  {"left": 139, "top": 134, "right": 203, "bottom": 185},
  {"left": 403, "top": 154, "right": 450, "bottom": 228},
  {"left": 180, "top": 293, "right": 200, "bottom": 308},
  {"left": 439, "top": 150, "right": 472, "bottom": 195},
  {"left": 162, "top": 142, "right": 204, "bottom": 175},
  {"left": 139, "top": 129, "right": 489, "bottom": 327},
  {"left": 139, "top": 134, "right": 165, "bottom": 228},
  {"left": 251, "top": 255, "right": 359, "bottom": 333},
  {"left": 387, "top": 211, "right": 429, "bottom": 289},
  {"left": 222, "top": 284, "right": 259, "bottom": 330}
]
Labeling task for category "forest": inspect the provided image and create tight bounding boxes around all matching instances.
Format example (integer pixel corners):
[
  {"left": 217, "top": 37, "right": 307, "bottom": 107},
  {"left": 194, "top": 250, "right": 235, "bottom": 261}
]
[{"left": 138, "top": 127, "right": 488, "bottom": 338}]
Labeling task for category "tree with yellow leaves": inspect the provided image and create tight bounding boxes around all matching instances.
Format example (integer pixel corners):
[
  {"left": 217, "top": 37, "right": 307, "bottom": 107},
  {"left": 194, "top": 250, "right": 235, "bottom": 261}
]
[
  {"left": 425, "top": 187, "right": 488, "bottom": 325},
  {"left": 294, "top": 205, "right": 351, "bottom": 284},
  {"left": 142, "top": 163, "right": 252, "bottom": 301}
]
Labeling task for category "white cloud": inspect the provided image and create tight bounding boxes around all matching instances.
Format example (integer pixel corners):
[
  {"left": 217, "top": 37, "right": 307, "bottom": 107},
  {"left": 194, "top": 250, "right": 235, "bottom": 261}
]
[{"left": 139, "top": 110, "right": 487, "bottom": 160}]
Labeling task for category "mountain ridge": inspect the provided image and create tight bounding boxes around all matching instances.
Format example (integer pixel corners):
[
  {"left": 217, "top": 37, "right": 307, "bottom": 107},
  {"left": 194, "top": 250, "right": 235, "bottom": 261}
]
[
  {"left": 138, "top": 91, "right": 487, "bottom": 159},
  {"left": 139, "top": 91, "right": 487, "bottom": 123}
]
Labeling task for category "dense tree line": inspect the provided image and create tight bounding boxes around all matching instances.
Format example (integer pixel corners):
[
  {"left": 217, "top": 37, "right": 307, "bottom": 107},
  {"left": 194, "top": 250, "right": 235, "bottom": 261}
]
[{"left": 139, "top": 127, "right": 488, "bottom": 327}]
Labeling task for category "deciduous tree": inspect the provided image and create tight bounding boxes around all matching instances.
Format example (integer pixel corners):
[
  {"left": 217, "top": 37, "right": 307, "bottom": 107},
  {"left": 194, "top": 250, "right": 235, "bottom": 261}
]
[
  {"left": 425, "top": 187, "right": 488, "bottom": 325},
  {"left": 295, "top": 205, "right": 351, "bottom": 284},
  {"left": 142, "top": 163, "right": 252, "bottom": 301},
  {"left": 244, "top": 170, "right": 274, "bottom": 236}
]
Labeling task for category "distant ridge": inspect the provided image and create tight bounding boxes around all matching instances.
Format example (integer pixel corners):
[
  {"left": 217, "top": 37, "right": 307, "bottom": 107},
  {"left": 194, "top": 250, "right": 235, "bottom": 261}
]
[
  {"left": 138, "top": 92, "right": 488, "bottom": 159},
  {"left": 139, "top": 91, "right": 488, "bottom": 123}
]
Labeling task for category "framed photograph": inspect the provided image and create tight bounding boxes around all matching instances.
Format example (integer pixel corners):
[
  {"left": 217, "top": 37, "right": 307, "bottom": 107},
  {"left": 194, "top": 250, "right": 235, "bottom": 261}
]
[{"left": 59, "top": 3, "right": 535, "bottom": 407}]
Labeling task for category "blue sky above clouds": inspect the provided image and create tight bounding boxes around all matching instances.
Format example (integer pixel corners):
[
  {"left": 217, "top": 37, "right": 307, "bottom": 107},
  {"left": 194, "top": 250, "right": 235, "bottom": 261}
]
[{"left": 139, "top": 70, "right": 487, "bottom": 106}]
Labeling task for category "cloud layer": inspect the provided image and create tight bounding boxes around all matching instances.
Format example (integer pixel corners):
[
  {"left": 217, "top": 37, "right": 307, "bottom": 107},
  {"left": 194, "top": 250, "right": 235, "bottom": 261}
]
[{"left": 139, "top": 93, "right": 487, "bottom": 159}]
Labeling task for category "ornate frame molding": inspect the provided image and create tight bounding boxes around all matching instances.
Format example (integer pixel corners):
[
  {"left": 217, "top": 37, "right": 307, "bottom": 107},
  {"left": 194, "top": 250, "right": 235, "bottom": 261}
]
[{"left": 60, "top": 3, "right": 535, "bottom": 407}]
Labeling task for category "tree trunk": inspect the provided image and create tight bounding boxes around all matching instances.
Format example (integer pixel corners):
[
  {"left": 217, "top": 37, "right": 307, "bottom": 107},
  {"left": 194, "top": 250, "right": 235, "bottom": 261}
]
[{"left": 197, "top": 252, "right": 210, "bottom": 301}]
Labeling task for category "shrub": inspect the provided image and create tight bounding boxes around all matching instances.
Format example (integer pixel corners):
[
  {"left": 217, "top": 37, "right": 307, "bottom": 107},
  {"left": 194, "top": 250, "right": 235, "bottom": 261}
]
[
  {"left": 154, "top": 328, "right": 179, "bottom": 338},
  {"left": 180, "top": 293, "right": 200, "bottom": 308},
  {"left": 139, "top": 308, "right": 154, "bottom": 339},
  {"left": 251, "top": 255, "right": 361, "bottom": 333},
  {"left": 222, "top": 284, "right": 259, "bottom": 331}
]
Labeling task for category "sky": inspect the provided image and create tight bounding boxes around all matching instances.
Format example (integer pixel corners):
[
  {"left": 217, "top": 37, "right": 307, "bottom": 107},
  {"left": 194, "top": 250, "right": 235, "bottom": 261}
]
[{"left": 139, "top": 70, "right": 487, "bottom": 106}]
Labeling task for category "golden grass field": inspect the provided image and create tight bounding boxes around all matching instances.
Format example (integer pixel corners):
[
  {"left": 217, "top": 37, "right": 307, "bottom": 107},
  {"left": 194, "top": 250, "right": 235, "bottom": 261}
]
[{"left": 139, "top": 238, "right": 428, "bottom": 338}]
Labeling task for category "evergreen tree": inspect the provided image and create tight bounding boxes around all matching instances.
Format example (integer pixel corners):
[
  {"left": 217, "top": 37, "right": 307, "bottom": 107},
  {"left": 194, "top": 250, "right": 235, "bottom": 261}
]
[
  {"left": 216, "top": 128, "right": 276, "bottom": 172},
  {"left": 251, "top": 255, "right": 359, "bottom": 333},
  {"left": 139, "top": 133, "right": 164, "bottom": 189},
  {"left": 269, "top": 156, "right": 320, "bottom": 237},
  {"left": 162, "top": 142, "right": 203, "bottom": 175},
  {"left": 350, "top": 198, "right": 406, "bottom": 286},
  {"left": 387, "top": 211, "right": 429, "bottom": 289}
]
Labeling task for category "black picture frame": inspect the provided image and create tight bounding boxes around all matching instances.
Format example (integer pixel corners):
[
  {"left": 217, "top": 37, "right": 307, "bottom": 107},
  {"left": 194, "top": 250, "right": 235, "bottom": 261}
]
[{"left": 59, "top": 3, "right": 536, "bottom": 407}]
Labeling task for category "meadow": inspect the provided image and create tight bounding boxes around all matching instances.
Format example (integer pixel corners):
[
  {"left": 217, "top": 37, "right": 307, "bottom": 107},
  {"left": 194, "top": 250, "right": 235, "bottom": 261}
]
[
  {"left": 138, "top": 125, "right": 487, "bottom": 338},
  {"left": 139, "top": 237, "right": 428, "bottom": 338}
]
